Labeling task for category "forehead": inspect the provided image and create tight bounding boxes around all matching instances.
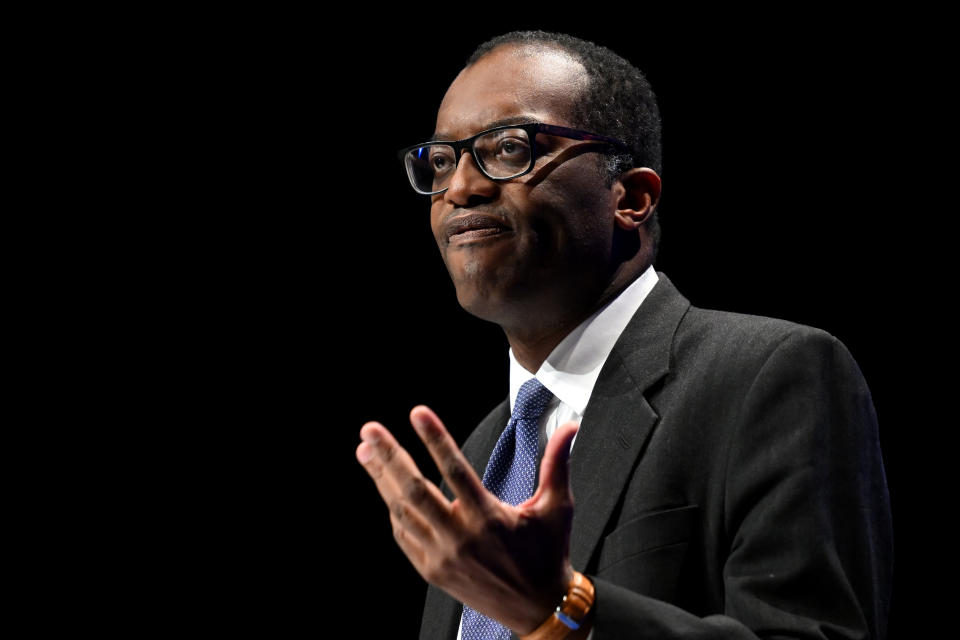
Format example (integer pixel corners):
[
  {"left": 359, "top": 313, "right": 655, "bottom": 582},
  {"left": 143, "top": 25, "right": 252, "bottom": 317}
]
[{"left": 434, "top": 45, "right": 588, "bottom": 140}]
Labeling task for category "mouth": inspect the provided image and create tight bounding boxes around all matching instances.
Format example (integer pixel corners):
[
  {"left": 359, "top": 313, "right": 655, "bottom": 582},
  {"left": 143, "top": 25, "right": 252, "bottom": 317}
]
[{"left": 445, "top": 213, "right": 513, "bottom": 244}]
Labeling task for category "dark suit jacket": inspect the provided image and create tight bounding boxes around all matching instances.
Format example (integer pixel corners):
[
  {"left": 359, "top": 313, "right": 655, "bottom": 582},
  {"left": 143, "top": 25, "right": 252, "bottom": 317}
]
[{"left": 419, "top": 273, "right": 892, "bottom": 639}]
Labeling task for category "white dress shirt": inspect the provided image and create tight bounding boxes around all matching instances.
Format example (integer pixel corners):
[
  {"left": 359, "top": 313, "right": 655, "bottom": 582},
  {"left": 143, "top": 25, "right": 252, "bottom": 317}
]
[{"left": 456, "top": 266, "right": 659, "bottom": 639}]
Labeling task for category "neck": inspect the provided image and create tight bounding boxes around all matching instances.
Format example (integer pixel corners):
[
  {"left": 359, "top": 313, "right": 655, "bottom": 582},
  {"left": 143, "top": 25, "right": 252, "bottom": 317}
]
[
  {"left": 504, "top": 264, "right": 648, "bottom": 373},
  {"left": 506, "top": 321, "right": 581, "bottom": 373}
]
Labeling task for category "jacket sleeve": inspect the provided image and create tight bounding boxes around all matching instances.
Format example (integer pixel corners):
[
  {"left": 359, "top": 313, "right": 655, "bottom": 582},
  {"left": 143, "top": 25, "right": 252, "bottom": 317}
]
[{"left": 586, "top": 330, "right": 893, "bottom": 639}]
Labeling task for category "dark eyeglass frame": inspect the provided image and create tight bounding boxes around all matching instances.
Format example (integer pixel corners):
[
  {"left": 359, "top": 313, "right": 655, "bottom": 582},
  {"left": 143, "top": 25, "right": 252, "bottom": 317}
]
[{"left": 397, "top": 122, "right": 631, "bottom": 195}]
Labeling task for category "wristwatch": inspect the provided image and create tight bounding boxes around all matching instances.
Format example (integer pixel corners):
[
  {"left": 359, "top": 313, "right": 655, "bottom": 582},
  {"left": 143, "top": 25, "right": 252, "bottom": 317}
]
[{"left": 520, "top": 571, "right": 595, "bottom": 640}]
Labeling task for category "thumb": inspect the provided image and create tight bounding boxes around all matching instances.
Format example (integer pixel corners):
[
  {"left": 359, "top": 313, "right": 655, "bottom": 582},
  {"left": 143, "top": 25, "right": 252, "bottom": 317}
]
[{"left": 528, "top": 421, "right": 579, "bottom": 507}]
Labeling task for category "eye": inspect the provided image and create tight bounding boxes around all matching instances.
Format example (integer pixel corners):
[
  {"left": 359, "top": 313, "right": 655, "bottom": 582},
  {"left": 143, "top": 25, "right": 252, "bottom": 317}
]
[
  {"left": 429, "top": 149, "right": 455, "bottom": 173},
  {"left": 497, "top": 137, "right": 528, "bottom": 156}
]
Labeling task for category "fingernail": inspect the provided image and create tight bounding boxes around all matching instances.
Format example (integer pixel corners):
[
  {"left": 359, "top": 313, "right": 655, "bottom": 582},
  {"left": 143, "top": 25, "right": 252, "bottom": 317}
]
[
  {"left": 411, "top": 412, "right": 430, "bottom": 432},
  {"left": 357, "top": 442, "right": 374, "bottom": 463}
]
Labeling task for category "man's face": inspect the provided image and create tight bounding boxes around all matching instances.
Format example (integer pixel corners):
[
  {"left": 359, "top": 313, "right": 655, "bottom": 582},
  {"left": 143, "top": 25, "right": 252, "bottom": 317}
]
[{"left": 430, "top": 45, "right": 622, "bottom": 330}]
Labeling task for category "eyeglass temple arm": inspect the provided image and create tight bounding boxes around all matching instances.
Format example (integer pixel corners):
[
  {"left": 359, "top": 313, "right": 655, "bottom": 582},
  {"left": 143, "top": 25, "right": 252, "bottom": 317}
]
[{"left": 535, "top": 124, "right": 630, "bottom": 151}]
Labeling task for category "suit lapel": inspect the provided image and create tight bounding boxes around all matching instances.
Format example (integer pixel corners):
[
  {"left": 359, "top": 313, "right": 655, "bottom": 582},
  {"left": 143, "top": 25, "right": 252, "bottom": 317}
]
[{"left": 568, "top": 273, "right": 690, "bottom": 571}]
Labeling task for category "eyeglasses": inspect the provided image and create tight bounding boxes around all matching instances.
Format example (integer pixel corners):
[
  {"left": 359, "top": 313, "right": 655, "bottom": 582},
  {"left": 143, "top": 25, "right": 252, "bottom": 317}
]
[{"left": 398, "top": 122, "right": 630, "bottom": 195}]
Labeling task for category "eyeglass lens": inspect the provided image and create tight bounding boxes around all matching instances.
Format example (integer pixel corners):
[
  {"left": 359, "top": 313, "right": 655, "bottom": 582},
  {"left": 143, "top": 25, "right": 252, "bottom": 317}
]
[{"left": 404, "top": 128, "right": 532, "bottom": 194}]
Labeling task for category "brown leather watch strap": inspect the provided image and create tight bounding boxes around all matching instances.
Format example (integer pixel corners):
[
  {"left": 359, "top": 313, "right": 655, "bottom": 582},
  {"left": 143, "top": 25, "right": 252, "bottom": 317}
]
[{"left": 519, "top": 571, "right": 595, "bottom": 640}]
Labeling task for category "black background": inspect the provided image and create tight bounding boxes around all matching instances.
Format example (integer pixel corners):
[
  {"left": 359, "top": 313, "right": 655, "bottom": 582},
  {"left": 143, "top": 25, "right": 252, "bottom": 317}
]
[{"left": 141, "top": 10, "right": 937, "bottom": 637}]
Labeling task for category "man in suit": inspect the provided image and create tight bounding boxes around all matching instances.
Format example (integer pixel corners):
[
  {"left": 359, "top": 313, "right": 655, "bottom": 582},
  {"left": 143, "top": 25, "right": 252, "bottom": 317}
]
[{"left": 356, "top": 31, "right": 892, "bottom": 639}]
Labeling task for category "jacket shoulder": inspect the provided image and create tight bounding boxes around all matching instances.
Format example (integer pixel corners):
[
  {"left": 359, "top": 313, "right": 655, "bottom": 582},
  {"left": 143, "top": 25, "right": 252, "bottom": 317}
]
[{"left": 677, "top": 305, "right": 857, "bottom": 369}]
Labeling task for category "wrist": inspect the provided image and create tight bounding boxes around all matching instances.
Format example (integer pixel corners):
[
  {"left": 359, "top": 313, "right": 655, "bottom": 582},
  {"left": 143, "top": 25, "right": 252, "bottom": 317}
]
[{"left": 519, "top": 571, "right": 595, "bottom": 640}]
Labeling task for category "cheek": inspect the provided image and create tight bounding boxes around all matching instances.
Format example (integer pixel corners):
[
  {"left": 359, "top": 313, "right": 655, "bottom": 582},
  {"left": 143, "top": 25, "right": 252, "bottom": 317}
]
[
  {"left": 429, "top": 205, "right": 447, "bottom": 249},
  {"left": 530, "top": 177, "right": 613, "bottom": 250},
  {"left": 562, "top": 167, "right": 614, "bottom": 219}
]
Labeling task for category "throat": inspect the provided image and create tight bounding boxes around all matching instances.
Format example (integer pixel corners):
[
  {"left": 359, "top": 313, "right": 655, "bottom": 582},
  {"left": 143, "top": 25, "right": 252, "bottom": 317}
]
[{"left": 504, "top": 320, "right": 582, "bottom": 373}]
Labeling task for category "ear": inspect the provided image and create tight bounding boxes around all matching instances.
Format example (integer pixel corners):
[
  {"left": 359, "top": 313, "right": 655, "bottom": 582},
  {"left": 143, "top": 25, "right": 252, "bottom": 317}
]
[{"left": 613, "top": 168, "right": 661, "bottom": 231}]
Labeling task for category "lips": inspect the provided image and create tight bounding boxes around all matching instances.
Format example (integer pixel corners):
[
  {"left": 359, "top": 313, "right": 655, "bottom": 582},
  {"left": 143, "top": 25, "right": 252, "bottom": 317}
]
[{"left": 444, "top": 213, "right": 513, "bottom": 244}]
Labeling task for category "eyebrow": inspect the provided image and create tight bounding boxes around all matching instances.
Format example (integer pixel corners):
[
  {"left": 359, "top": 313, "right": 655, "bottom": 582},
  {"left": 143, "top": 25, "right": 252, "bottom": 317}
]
[{"left": 430, "top": 115, "right": 540, "bottom": 143}]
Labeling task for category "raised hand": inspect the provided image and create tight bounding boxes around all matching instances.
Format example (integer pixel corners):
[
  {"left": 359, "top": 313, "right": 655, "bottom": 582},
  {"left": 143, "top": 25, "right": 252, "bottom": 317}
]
[{"left": 356, "top": 404, "right": 580, "bottom": 636}]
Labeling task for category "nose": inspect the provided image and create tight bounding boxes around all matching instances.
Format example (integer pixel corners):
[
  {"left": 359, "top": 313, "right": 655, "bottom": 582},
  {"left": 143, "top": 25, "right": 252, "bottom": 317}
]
[{"left": 443, "top": 150, "right": 498, "bottom": 206}]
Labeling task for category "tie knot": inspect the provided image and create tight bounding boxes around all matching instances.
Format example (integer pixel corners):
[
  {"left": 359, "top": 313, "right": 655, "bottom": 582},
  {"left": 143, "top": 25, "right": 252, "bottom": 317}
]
[{"left": 513, "top": 378, "right": 554, "bottom": 420}]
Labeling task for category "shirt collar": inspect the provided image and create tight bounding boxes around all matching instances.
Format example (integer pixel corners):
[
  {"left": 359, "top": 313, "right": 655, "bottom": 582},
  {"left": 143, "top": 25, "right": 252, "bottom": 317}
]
[{"left": 508, "top": 266, "right": 659, "bottom": 414}]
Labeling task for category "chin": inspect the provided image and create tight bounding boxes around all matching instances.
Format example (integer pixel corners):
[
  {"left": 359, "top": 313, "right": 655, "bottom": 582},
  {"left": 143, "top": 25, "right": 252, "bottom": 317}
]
[
  {"left": 454, "top": 287, "right": 502, "bottom": 324},
  {"left": 446, "top": 260, "right": 549, "bottom": 326},
  {"left": 455, "top": 281, "right": 554, "bottom": 331}
]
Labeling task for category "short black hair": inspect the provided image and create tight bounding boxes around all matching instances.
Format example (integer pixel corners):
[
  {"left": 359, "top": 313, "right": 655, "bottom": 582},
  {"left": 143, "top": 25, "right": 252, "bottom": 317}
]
[{"left": 467, "top": 31, "right": 663, "bottom": 259}]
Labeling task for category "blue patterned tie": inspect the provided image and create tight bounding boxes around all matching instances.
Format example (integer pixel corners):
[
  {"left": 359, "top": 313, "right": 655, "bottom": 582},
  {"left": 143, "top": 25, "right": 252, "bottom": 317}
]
[{"left": 460, "top": 378, "right": 554, "bottom": 640}]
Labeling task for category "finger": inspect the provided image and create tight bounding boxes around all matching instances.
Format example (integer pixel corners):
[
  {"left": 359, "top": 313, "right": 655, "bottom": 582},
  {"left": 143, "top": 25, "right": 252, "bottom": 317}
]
[
  {"left": 357, "top": 422, "right": 454, "bottom": 531},
  {"left": 390, "top": 511, "right": 427, "bottom": 569},
  {"left": 389, "top": 485, "right": 436, "bottom": 546},
  {"left": 527, "top": 421, "right": 579, "bottom": 507},
  {"left": 409, "top": 405, "right": 493, "bottom": 513}
]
